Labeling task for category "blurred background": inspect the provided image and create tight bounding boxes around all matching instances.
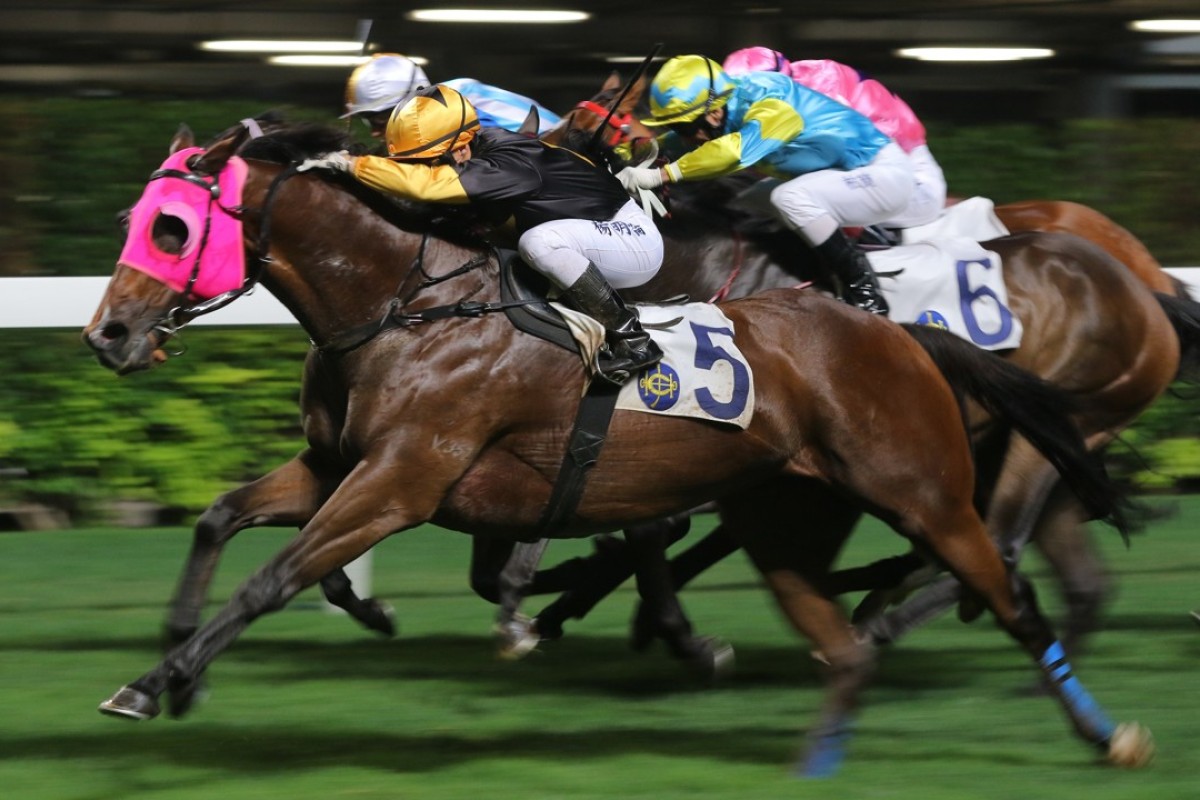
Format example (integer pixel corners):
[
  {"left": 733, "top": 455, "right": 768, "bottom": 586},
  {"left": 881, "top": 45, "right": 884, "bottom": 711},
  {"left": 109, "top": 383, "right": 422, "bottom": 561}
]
[
  {"left": 2, "top": 1, "right": 1200, "bottom": 526},
  {"left": 3, "top": 1, "right": 1200, "bottom": 119}
]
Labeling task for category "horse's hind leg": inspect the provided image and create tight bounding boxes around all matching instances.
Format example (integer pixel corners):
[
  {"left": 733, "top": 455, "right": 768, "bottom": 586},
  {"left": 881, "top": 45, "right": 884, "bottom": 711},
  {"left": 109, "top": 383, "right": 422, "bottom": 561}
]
[
  {"left": 885, "top": 474, "right": 1152, "bottom": 766},
  {"left": 1031, "top": 488, "right": 1113, "bottom": 664},
  {"left": 722, "top": 482, "right": 868, "bottom": 778},
  {"left": 167, "top": 449, "right": 346, "bottom": 645}
]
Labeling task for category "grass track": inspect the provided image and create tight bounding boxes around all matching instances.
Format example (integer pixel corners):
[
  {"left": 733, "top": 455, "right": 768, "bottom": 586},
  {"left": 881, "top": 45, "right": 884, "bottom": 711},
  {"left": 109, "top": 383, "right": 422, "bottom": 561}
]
[{"left": 1, "top": 499, "right": 1198, "bottom": 799}]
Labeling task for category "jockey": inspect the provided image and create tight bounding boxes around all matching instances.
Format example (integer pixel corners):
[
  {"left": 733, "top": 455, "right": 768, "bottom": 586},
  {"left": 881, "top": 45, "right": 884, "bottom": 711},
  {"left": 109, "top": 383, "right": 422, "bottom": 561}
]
[
  {"left": 343, "top": 53, "right": 561, "bottom": 138},
  {"left": 723, "top": 47, "right": 947, "bottom": 230},
  {"left": 618, "top": 55, "right": 917, "bottom": 316},
  {"left": 303, "top": 84, "right": 664, "bottom": 385}
]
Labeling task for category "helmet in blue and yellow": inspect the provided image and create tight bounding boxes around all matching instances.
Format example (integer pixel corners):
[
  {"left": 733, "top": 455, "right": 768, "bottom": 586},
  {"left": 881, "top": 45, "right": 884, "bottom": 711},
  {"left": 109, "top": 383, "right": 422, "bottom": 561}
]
[
  {"left": 386, "top": 84, "right": 481, "bottom": 160},
  {"left": 342, "top": 53, "right": 430, "bottom": 118},
  {"left": 644, "top": 55, "right": 735, "bottom": 128}
]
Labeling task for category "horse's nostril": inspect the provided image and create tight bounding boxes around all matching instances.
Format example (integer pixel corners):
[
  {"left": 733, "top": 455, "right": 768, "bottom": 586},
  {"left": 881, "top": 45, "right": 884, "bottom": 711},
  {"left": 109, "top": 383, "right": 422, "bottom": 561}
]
[
  {"left": 100, "top": 322, "right": 128, "bottom": 343},
  {"left": 86, "top": 322, "right": 128, "bottom": 351}
]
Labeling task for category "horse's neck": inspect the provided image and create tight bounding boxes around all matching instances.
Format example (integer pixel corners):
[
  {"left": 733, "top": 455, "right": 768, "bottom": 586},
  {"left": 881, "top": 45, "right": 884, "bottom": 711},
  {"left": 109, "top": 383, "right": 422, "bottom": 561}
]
[{"left": 250, "top": 172, "right": 491, "bottom": 348}]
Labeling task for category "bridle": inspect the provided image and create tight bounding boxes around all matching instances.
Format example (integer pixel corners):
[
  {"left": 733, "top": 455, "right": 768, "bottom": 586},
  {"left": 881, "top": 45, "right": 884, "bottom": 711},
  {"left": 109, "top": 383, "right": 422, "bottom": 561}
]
[
  {"left": 148, "top": 156, "right": 295, "bottom": 340},
  {"left": 146, "top": 123, "right": 537, "bottom": 357},
  {"left": 573, "top": 100, "right": 633, "bottom": 148}
]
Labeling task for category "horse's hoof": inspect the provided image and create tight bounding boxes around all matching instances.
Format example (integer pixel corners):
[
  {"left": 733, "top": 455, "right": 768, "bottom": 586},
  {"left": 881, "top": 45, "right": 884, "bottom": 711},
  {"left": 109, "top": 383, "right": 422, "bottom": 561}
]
[
  {"left": 167, "top": 678, "right": 209, "bottom": 718},
  {"left": 531, "top": 614, "right": 563, "bottom": 642},
  {"left": 363, "top": 600, "right": 397, "bottom": 638},
  {"left": 494, "top": 614, "right": 540, "bottom": 661},
  {"left": 1106, "top": 722, "right": 1154, "bottom": 768},
  {"left": 691, "top": 637, "right": 735, "bottom": 683},
  {"left": 99, "top": 685, "right": 160, "bottom": 721}
]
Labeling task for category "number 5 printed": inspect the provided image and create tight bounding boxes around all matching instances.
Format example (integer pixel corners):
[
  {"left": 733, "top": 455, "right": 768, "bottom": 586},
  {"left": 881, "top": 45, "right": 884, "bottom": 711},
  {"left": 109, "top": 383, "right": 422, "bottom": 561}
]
[{"left": 690, "top": 322, "right": 750, "bottom": 420}]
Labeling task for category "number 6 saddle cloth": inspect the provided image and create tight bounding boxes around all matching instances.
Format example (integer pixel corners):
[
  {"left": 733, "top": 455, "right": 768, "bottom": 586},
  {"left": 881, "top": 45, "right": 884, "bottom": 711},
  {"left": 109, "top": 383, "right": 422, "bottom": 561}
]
[{"left": 869, "top": 197, "right": 1023, "bottom": 351}]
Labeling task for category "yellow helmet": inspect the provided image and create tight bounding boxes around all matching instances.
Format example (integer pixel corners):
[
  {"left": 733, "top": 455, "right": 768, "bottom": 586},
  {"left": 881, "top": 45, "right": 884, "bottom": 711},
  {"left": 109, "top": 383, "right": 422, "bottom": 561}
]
[
  {"left": 644, "top": 55, "right": 735, "bottom": 127},
  {"left": 385, "top": 85, "right": 481, "bottom": 160}
]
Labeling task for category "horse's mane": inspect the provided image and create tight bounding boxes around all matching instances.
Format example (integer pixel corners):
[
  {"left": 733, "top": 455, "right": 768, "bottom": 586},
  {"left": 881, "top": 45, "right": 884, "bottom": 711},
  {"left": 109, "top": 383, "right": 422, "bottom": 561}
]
[{"left": 238, "top": 121, "right": 493, "bottom": 250}]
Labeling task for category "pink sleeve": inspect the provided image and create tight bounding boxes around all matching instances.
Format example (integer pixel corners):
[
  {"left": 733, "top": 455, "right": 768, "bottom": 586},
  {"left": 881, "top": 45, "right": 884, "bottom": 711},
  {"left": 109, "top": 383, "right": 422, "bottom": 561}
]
[
  {"left": 785, "top": 59, "right": 860, "bottom": 105},
  {"left": 851, "top": 79, "right": 926, "bottom": 151}
]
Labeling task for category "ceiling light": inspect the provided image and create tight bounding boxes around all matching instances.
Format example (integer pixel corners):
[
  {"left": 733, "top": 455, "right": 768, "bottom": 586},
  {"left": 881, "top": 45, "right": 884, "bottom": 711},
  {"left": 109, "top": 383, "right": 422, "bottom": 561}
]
[
  {"left": 605, "top": 55, "right": 669, "bottom": 64},
  {"left": 407, "top": 9, "right": 589, "bottom": 23},
  {"left": 1130, "top": 19, "right": 1200, "bottom": 33},
  {"left": 270, "top": 55, "right": 429, "bottom": 67},
  {"left": 200, "top": 40, "right": 365, "bottom": 54},
  {"left": 896, "top": 47, "right": 1055, "bottom": 62}
]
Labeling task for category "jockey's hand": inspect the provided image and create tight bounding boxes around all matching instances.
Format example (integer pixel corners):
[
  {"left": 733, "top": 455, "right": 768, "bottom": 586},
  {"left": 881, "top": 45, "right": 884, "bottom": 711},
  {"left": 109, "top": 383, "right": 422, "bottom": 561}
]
[
  {"left": 616, "top": 165, "right": 664, "bottom": 193},
  {"left": 297, "top": 152, "right": 354, "bottom": 173}
]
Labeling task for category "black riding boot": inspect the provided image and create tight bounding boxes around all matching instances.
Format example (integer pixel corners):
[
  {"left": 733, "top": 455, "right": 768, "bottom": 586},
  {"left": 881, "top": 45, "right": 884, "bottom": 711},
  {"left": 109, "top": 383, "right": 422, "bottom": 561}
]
[
  {"left": 560, "top": 264, "right": 663, "bottom": 385},
  {"left": 813, "top": 231, "right": 890, "bottom": 316}
]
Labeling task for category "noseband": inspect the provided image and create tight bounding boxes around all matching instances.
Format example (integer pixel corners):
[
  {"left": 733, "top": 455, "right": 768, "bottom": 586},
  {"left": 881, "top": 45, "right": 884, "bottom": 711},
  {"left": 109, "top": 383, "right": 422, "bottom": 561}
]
[{"left": 574, "top": 100, "right": 633, "bottom": 147}]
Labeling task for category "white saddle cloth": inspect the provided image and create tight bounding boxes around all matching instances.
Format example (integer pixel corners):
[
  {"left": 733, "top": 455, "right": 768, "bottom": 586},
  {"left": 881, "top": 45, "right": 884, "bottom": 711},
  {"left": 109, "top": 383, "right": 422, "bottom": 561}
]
[
  {"left": 854, "top": 196, "right": 1020, "bottom": 350},
  {"left": 554, "top": 301, "right": 756, "bottom": 429}
]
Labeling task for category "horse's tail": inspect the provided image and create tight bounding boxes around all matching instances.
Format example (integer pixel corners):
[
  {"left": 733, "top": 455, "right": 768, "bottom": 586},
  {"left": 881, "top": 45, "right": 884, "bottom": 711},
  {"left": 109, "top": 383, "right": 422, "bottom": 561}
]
[
  {"left": 901, "top": 323, "right": 1129, "bottom": 535},
  {"left": 1154, "top": 291, "right": 1200, "bottom": 382}
]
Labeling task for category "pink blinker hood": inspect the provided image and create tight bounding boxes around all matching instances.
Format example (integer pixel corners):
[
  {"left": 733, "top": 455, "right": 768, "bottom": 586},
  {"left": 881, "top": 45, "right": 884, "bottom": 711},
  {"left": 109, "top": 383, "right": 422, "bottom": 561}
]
[{"left": 118, "top": 147, "right": 249, "bottom": 300}]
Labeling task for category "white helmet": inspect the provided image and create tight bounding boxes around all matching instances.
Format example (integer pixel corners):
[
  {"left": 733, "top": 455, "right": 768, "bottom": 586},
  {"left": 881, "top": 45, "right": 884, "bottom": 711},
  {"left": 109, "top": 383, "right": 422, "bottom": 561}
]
[{"left": 342, "top": 53, "right": 431, "bottom": 118}]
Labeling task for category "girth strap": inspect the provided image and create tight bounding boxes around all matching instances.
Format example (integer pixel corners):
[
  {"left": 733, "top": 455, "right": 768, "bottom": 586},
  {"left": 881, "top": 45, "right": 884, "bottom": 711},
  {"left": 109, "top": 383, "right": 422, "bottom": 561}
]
[{"left": 537, "top": 380, "right": 621, "bottom": 535}]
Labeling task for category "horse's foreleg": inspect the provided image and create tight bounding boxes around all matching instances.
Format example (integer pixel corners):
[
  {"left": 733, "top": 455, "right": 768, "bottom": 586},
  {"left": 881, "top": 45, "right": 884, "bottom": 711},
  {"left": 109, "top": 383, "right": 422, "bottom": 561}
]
[
  {"left": 490, "top": 538, "right": 547, "bottom": 660},
  {"left": 166, "top": 449, "right": 339, "bottom": 645},
  {"left": 101, "top": 461, "right": 429, "bottom": 722},
  {"left": 318, "top": 567, "right": 396, "bottom": 638}
]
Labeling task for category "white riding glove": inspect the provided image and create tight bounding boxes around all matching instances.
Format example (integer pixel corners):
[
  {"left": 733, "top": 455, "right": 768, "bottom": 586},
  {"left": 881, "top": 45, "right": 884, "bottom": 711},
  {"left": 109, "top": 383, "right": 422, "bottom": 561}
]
[
  {"left": 616, "top": 165, "right": 664, "bottom": 193},
  {"left": 296, "top": 151, "right": 354, "bottom": 173}
]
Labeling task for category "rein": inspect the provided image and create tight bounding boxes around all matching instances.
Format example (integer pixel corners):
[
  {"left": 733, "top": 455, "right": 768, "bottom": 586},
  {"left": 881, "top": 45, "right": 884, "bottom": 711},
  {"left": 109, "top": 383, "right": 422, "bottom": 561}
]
[
  {"left": 148, "top": 140, "right": 539, "bottom": 357},
  {"left": 313, "top": 237, "right": 538, "bottom": 356}
]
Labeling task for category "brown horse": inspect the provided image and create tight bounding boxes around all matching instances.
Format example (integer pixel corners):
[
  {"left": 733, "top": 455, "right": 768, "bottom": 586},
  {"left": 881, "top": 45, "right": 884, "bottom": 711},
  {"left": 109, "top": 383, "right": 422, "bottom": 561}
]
[
  {"left": 526, "top": 74, "right": 1192, "bottom": 657},
  {"left": 83, "top": 120, "right": 1152, "bottom": 774}
]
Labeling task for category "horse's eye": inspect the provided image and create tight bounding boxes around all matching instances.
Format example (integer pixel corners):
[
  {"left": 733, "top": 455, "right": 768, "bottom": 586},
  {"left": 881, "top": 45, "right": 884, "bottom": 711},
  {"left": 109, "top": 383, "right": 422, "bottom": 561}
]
[
  {"left": 115, "top": 208, "right": 131, "bottom": 239},
  {"left": 151, "top": 211, "right": 193, "bottom": 255}
]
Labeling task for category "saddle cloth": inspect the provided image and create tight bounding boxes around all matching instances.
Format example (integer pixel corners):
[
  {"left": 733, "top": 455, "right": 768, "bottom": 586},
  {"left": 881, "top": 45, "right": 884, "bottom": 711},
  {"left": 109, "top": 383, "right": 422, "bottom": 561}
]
[
  {"left": 869, "top": 198, "right": 1021, "bottom": 350},
  {"left": 900, "top": 195, "right": 1011, "bottom": 244},
  {"left": 553, "top": 302, "right": 756, "bottom": 429}
]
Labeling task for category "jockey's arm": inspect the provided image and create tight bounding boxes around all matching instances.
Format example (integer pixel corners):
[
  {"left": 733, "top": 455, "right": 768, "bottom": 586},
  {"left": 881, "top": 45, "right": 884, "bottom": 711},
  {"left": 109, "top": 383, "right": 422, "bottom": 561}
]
[
  {"left": 664, "top": 97, "right": 805, "bottom": 182},
  {"left": 350, "top": 155, "right": 473, "bottom": 204}
]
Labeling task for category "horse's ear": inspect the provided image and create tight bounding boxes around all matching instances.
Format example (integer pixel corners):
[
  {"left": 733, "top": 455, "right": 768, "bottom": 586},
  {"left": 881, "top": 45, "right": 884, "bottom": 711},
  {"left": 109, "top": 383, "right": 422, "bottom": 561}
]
[
  {"left": 169, "top": 124, "right": 195, "bottom": 154},
  {"left": 617, "top": 75, "right": 648, "bottom": 115},
  {"left": 601, "top": 71, "right": 622, "bottom": 93},
  {"left": 192, "top": 127, "right": 248, "bottom": 175},
  {"left": 518, "top": 105, "right": 540, "bottom": 137}
]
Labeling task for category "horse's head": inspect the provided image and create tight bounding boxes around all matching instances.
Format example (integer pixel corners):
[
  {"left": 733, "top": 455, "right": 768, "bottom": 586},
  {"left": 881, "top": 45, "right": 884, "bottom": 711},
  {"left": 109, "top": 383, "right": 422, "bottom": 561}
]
[
  {"left": 83, "top": 123, "right": 256, "bottom": 373},
  {"left": 542, "top": 71, "right": 655, "bottom": 155}
]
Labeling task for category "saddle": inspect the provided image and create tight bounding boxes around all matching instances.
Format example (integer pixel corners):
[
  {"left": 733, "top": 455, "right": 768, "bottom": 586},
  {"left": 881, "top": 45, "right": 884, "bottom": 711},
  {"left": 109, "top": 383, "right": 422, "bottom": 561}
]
[{"left": 498, "top": 249, "right": 580, "bottom": 355}]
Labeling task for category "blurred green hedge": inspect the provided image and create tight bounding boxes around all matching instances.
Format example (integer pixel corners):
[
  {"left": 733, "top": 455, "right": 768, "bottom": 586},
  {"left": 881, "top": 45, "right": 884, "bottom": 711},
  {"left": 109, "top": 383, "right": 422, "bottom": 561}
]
[{"left": 1, "top": 98, "right": 1198, "bottom": 522}]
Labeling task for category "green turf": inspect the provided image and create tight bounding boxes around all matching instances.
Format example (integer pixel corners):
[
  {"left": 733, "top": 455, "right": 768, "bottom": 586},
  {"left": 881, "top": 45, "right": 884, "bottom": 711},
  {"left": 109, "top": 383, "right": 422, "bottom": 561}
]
[{"left": 1, "top": 499, "right": 1197, "bottom": 799}]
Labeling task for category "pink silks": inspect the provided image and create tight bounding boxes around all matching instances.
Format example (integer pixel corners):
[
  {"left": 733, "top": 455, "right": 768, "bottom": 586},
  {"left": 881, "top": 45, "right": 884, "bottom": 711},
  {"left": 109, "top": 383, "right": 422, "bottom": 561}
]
[{"left": 118, "top": 147, "right": 249, "bottom": 300}]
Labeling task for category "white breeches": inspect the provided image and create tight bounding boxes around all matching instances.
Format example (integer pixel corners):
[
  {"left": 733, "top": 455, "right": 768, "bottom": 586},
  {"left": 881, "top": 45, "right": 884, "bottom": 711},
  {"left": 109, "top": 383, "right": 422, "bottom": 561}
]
[
  {"left": 766, "top": 142, "right": 916, "bottom": 245},
  {"left": 878, "top": 144, "right": 947, "bottom": 229},
  {"left": 517, "top": 199, "right": 664, "bottom": 290}
]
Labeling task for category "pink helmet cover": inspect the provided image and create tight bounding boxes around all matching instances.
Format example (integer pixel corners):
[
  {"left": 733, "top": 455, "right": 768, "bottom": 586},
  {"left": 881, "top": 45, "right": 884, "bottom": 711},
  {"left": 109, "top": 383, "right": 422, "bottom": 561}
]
[{"left": 118, "top": 147, "right": 248, "bottom": 299}]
